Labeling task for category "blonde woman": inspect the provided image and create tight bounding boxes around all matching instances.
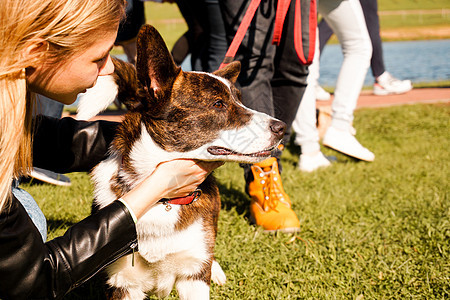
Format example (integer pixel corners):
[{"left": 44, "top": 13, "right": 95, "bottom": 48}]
[{"left": 0, "top": 0, "right": 221, "bottom": 298}]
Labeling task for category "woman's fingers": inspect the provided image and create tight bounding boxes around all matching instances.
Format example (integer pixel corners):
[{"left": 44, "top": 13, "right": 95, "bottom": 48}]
[
  {"left": 196, "top": 160, "right": 225, "bottom": 173},
  {"left": 152, "top": 159, "right": 224, "bottom": 199}
]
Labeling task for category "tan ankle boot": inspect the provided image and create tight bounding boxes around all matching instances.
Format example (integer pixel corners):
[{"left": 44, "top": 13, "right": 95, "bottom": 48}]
[{"left": 248, "top": 157, "right": 300, "bottom": 233}]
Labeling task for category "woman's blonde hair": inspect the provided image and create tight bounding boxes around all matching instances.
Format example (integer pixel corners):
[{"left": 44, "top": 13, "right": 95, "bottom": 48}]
[{"left": 0, "top": 0, "right": 126, "bottom": 211}]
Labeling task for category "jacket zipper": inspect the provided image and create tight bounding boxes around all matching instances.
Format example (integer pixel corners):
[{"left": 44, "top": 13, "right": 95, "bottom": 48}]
[
  {"left": 131, "top": 242, "right": 137, "bottom": 267},
  {"left": 72, "top": 240, "right": 138, "bottom": 289}
]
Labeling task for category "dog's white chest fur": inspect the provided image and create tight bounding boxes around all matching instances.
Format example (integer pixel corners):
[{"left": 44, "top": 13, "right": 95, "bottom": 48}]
[
  {"left": 91, "top": 124, "right": 222, "bottom": 299},
  {"left": 106, "top": 220, "right": 211, "bottom": 299},
  {"left": 137, "top": 219, "right": 207, "bottom": 263}
]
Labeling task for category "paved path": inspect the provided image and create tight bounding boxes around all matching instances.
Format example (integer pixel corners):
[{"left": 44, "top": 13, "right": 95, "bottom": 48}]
[
  {"left": 67, "top": 87, "right": 450, "bottom": 122},
  {"left": 317, "top": 87, "right": 450, "bottom": 109}
]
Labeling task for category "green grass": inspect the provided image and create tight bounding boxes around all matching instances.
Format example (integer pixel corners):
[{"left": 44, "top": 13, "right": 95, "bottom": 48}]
[
  {"left": 144, "top": 2, "right": 187, "bottom": 50},
  {"left": 379, "top": 13, "right": 450, "bottom": 29},
  {"left": 23, "top": 103, "right": 449, "bottom": 299},
  {"left": 413, "top": 81, "right": 450, "bottom": 89},
  {"left": 378, "top": 0, "right": 450, "bottom": 11}
]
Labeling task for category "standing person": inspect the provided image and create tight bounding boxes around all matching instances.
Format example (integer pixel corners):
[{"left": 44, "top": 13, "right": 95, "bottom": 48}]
[
  {"left": 318, "top": 0, "right": 412, "bottom": 96},
  {"left": 292, "top": 30, "right": 332, "bottom": 172},
  {"left": 172, "top": 0, "right": 227, "bottom": 72},
  {"left": 319, "top": 0, "right": 374, "bottom": 162},
  {"left": 0, "top": 0, "right": 221, "bottom": 298},
  {"left": 293, "top": 0, "right": 375, "bottom": 168},
  {"left": 115, "top": 0, "right": 146, "bottom": 65},
  {"left": 219, "top": 0, "right": 316, "bottom": 232}
]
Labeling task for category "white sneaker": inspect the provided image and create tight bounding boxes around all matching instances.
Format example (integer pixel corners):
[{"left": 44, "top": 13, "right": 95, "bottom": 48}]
[
  {"left": 373, "top": 72, "right": 412, "bottom": 96},
  {"left": 323, "top": 126, "right": 375, "bottom": 162},
  {"left": 29, "top": 167, "right": 72, "bottom": 186},
  {"left": 299, "top": 151, "right": 331, "bottom": 172},
  {"left": 315, "top": 84, "right": 331, "bottom": 101}
]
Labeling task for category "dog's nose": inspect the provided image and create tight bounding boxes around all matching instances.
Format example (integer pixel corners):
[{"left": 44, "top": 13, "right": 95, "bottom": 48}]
[{"left": 270, "top": 119, "right": 286, "bottom": 140}]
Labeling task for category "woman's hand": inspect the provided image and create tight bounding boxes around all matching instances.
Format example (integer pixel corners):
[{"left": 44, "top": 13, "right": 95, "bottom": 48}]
[
  {"left": 120, "top": 160, "right": 224, "bottom": 219},
  {"left": 151, "top": 159, "right": 224, "bottom": 199}
]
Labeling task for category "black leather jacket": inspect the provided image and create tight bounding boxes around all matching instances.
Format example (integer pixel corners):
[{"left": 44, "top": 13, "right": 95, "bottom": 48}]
[{"left": 0, "top": 116, "right": 138, "bottom": 300}]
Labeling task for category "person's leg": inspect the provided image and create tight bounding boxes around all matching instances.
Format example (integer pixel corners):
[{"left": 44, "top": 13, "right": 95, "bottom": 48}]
[
  {"left": 115, "top": 0, "right": 145, "bottom": 65},
  {"left": 220, "top": 0, "right": 276, "bottom": 186},
  {"left": 319, "top": 0, "right": 371, "bottom": 129},
  {"left": 291, "top": 30, "right": 331, "bottom": 172},
  {"left": 188, "top": 0, "right": 210, "bottom": 71},
  {"left": 292, "top": 73, "right": 319, "bottom": 155},
  {"left": 359, "top": 0, "right": 384, "bottom": 77},
  {"left": 220, "top": 0, "right": 277, "bottom": 116},
  {"left": 272, "top": 0, "right": 308, "bottom": 147},
  {"left": 220, "top": 0, "right": 277, "bottom": 179},
  {"left": 219, "top": 0, "right": 300, "bottom": 232},
  {"left": 201, "top": 0, "right": 227, "bottom": 72},
  {"left": 120, "top": 39, "right": 138, "bottom": 65},
  {"left": 292, "top": 72, "right": 332, "bottom": 172},
  {"left": 292, "top": 35, "right": 320, "bottom": 153},
  {"left": 318, "top": 18, "right": 333, "bottom": 54},
  {"left": 172, "top": 0, "right": 195, "bottom": 66},
  {"left": 188, "top": 0, "right": 228, "bottom": 72},
  {"left": 319, "top": 0, "right": 375, "bottom": 161},
  {"left": 312, "top": 21, "right": 332, "bottom": 101},
  {"left": 359, "top": 0, "right": 413, "bottom": 95},
  {"left": 175, "top": 0, "right": 205, "bottom": 71}
]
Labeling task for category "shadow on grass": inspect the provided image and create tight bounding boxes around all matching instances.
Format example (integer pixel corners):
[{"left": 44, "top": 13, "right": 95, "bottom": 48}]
[
  {"left": 285, "top": 134, "right": 302, "bottom": 158},
  {"left": 217, "top": 182, "right": 250, "bottom": 218},
  {"left": 285, "top": 131, "right": 370, "bottom": 165},
  {"left": 19, "top": 177, "right": 48, "bottom": 186},
  {"left": 46, "top": 219, "right": 76, "bottom": 233},
  {"left": 65, "top": 273, "right": 108, "bottom": 300}
]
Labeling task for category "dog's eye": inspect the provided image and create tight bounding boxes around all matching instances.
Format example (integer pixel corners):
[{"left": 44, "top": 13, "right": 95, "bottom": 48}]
[{"left": 213, "top": 100, "right": 226, "bottom": 110}]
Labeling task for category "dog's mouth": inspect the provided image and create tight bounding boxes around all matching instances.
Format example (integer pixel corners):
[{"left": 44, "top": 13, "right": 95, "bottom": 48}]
[{"left": 207, "top": 145, "right": 275, "bottom": 157}]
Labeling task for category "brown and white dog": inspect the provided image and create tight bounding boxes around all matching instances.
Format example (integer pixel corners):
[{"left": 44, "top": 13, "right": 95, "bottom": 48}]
[{"left": 77, "top": 25, "right": 285, "bottom": 300}]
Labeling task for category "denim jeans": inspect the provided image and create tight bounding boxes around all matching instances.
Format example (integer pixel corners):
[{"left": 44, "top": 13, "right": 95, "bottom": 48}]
[{"left": 12, "top": 180, "right": 47, "bottom": 241}]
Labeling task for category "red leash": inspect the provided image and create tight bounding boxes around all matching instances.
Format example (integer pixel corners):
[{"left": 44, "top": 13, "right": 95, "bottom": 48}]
[
  {"left": 219, "top": 0, "right": 316, "bottom": 69},
  {"left": 219, "top": 0, "right": 262, "bottom": 69},
  {"left": 296, "top": 0, "right": 317, "bottom": 64}
]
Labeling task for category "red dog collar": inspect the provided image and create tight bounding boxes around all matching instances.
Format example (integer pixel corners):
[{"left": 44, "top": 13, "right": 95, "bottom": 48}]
[{"left": 159, "top": 189, "right": 202, "bottom": 211}]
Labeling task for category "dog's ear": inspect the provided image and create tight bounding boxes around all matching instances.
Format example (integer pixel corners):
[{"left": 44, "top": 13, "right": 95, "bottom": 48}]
[
  {"left": 136, "top": 25, "right": 181, "bottom": 101},
  {"left": 213, "top": 61, "right": 241, "bottom": 83},
  {"left": 111, "top": 58, "right": 144, "bottom": 110}
]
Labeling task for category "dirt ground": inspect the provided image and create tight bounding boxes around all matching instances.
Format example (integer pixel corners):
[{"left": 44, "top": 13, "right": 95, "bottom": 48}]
[{"left": 381, "top": 26, "right": 450, "bottom": 40}]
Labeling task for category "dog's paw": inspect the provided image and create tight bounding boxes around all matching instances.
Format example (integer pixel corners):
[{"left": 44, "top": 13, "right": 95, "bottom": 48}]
[{"left": 211, "top": 260, "right": 226, "bottom": 286}]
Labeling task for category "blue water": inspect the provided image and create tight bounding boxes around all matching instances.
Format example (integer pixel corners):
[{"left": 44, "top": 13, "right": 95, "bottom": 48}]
[
  {"left": 319, "top": 39, "right": 450, "bottom": 87},
  {"left": 114, "top": 39, "right": 449, "bottom": 86}
]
